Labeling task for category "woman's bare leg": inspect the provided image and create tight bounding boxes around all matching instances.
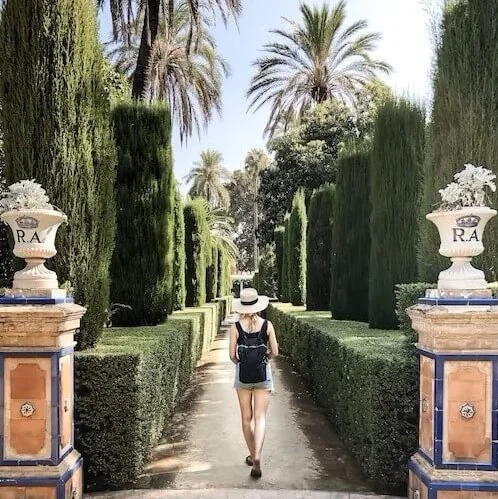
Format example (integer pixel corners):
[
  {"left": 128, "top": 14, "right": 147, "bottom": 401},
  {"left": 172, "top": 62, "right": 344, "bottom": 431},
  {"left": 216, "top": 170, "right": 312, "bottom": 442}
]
[
  {"left": 237, "top": 388, "right": 255, "bottom": 459},
  {"left": 253, "top": 389, "right": 271, "bottom": 461}
]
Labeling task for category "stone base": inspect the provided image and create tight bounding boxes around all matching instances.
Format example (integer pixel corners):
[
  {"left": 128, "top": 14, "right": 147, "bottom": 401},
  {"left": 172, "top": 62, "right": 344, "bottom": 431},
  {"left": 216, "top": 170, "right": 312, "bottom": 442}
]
[
  {"left": 425, "top": 288, "right": 493, "bottom": 299},
  {"left": 0, "top": 450, "right": 82, "bottom": 498},
  {"left": 409, "top": 453, "right": 498, "bottom": 497},
  {"left": 5, "top": 288, "right": 67, "bottom": 299}
]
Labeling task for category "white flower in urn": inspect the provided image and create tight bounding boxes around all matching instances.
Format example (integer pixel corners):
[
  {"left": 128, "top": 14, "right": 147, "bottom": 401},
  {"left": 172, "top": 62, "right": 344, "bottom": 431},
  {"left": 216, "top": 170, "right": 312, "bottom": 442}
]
[
  {"left": 0, "top": 179, "right": 53, "bottom": 214},
  {"left": 438, "top": 163, "right": 496, "bottom": 211}
]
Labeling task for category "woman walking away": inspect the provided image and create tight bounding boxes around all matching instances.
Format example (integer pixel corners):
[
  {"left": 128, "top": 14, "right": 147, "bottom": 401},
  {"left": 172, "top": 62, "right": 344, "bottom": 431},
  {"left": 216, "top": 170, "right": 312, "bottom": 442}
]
[{"left": 229, "top": 288, "right": 279, "bottom": 478}]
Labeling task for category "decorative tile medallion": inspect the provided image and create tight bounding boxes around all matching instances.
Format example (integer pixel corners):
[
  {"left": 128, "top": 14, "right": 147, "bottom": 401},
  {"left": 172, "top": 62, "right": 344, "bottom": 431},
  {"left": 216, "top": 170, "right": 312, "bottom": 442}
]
[
  {"left": 460, "top": 402, "right": 475, "bottom": 419},
  {"left": 20, "top": 401, "right": 35, "bottom": 418}
]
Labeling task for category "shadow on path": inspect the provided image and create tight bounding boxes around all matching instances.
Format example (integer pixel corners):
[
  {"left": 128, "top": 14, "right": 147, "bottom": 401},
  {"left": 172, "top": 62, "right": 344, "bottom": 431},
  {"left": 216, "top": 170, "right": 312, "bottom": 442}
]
[{"left": 125, "top": 326, "right": 398, "bottom": 496}]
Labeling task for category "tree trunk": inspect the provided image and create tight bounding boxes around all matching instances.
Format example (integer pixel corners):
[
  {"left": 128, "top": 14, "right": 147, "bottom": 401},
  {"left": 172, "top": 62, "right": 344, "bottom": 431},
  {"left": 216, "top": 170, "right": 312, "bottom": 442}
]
[{"left": 132, "top": 0, "right": 161, "bottom": 99}]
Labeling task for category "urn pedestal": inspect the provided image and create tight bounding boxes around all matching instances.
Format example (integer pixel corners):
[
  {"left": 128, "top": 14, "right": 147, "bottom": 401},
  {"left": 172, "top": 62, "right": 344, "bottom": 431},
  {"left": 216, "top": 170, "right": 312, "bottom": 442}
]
[
  {"left": 408, "top": 302, "right": 498, "bottom": 497},
  {"left": 0, "top": 303, "right": 86, "bottom": 499}
]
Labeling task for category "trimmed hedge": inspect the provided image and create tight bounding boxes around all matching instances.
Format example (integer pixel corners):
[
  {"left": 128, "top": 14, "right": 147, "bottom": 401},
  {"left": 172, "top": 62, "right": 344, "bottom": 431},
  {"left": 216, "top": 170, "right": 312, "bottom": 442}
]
[
  {"left": 75, "top": 299, "right": 229, "bottom": 491},
  {"left": 268, "top": 303, "right": 417, "bottom": 491},
  {"left": 206, "top": 243, "right": 219, "bottom": 302},
  {"left": 307, "top": 184, "right": 335, "bottom": 310},
  {"left": 274, "top": 226, "right": 285, "bottom": 300},
  {"left": 184, "top": 199, "right": 209, "bottom": 307},
  {"left": 395, "top": 282, "right": 435, "bottom": 343},
  {"left": 369, "top": 98, "right": 425, "bottom": 329},
  {"left": 288, "top": 190, "right": 307, "bottom": 305},
  {"left": 173, "top": 186, "right": 186, "bottom": 311},
  {"left": 0, "top": 0, "right": 116, "bottom": 348},
  {"left": 330, "top": 152, "right": 370, "bottom": 321},
  {"left": 281, "top": 214, "right": 291, "bottom": 302},
  {"left": 419, "top": 0, "right": 498, "bottom": 282},
  {"left": 110, "top": 103, "right": 175, "bottom": 325}
]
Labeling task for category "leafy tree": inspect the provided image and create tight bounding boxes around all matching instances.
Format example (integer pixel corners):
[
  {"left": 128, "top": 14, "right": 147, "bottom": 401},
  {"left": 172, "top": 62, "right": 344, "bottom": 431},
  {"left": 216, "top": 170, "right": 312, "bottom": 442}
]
[
  {"left": 185, "top": 149, "right": 231, "bottom": 208},
  {"left": 254, "top": 244, "right": 278, "bottom": 298},
  {"left": 105, "top": 1, "right": 229, "bottom": 140},
  {"left": 0, "top": 0, "right": 116, "bottom": 348},
  {"left": 288, "top": 190, "right": 307, "bottom": 305},
  {"left": 110, "top": 102, "right": 175, "bottom": 326},
  {"left": 248, "top": 1, "right": 390, "bottom": 136},
  {"left": 307, "top": 184, "right": 335, "bottom": 310},
  {"left": 259, "top": 98, "right": 372, "bottom": 244},
  {"left": 369, "top": 98, "right": 425, "bottom": 329}
]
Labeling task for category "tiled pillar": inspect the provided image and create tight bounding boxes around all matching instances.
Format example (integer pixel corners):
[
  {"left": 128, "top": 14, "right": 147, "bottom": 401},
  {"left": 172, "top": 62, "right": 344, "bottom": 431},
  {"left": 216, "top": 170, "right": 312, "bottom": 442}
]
[
  {"left": 0, "top": 303, "right": 86, "bottom": 499},
  {"left": 408, "top": 303, "right": 498, "bottom": 498}
]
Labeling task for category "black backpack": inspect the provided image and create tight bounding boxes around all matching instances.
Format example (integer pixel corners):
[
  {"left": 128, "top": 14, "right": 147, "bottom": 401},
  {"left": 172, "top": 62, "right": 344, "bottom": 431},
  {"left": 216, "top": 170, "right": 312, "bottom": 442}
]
[{"left": 236, "top": 320, "right": 268, "bottom": 383}]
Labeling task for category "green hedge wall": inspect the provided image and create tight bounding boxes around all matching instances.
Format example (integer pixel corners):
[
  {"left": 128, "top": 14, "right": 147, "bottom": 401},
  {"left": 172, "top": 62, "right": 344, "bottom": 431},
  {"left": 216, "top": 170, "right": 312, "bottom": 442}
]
[
  {"left": 419, "top": 0, "right": 498, "bottom": 282},
  {"left": 75, "top": 300, "right": 228, "bottom": 491},
  {"left": 110, "top": 103, "right": 175, "bottom": 325},
  {"left": 369, "top": 98, "right": 425, "bottom": 329},
  {"left": 0, "top": 0, "right": 116, "bottom": 348},
  {"left": 268, "top": 304, "right": 418, "bottom": 491},
  {"left": 206, "top": 243, "right": 219, "bottom": 302},
  {"left": 289, "top": 190, "right": 307, "bottom": 305},
  {"left": 274, "top": 226, "right": 285, "bottom": 300},
  {"left": 173, "top": 186, "right": 186, "bottom": 311},
  {"left": 281, "top": 214, "right": 291, "bottom": 302},
  {"left": 330, "top": 152, "right": 370, "bottom": 321},
  {"left": 307, "top": 184, "right": 335, "bottom": 311},
  {"left": 184, "top": 199, "right": 209, "bottom": 307}
]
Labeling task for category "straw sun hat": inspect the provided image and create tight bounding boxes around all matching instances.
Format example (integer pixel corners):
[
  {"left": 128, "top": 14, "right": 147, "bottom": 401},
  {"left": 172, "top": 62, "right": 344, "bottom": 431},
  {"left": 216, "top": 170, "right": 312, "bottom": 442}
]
[{"left": 232, "top": 288, "right": 269, "bottom": 314}]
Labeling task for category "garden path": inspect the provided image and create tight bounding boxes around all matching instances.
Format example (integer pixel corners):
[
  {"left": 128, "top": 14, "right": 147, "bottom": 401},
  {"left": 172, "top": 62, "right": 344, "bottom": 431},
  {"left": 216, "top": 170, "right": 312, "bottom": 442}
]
[{"left": 88, "top": 316, "right": 404, "bottom": 499}]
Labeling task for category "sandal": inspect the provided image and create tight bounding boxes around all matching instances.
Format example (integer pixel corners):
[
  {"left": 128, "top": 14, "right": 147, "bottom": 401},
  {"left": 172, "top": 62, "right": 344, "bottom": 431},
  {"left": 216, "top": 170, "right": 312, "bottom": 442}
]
[
  {"left": 245, "top": 455, "right": 253, "bottom": 466},
  {"left": 250, "top": 459, "right": 262, "bottom": 478}
]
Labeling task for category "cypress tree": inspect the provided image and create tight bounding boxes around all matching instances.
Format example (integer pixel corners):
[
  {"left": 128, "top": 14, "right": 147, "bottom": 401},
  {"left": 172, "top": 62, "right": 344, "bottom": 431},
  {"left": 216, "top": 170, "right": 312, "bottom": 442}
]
[
  {"left": 173, "top": 186, "right": 186, "bottom": 310},
  {"left": 288, "top": 190, "right": 307, "bottom": 306},
  {"left": 0, "top": 0, "right": 116, "bottom": 348},
  {"left": 369, "top": 98, "right": 425, "bottom": 329},
  {"left": 281, "top": 214, "right": 290, "bottom": 302},
  {"left": 0, "top": 110, "right": 12, "bottom": 287},
  {"left": 306, "top": 184, "right": 335, "bottom": 310},
  {"left": 206, "top": 243, "right": 219, "bottom": 301},
  {"left": 419, "top": 0, "right": 498, "bottom": 282},
  {"left": 110, "top": 103, "right": 174, "bottom": 326},
  {"left": 274, "top": 226, "right": 284, "bottom": 300},
  {"left": 330, "top": 151, "right": 370, "bottom": 321},
  {"left": 184, "top": 199, "right": 208, "bottom": 306}
]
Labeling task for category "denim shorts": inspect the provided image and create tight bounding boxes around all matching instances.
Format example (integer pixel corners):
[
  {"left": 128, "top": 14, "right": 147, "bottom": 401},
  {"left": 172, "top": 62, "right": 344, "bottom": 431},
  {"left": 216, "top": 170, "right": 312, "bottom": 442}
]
[{"left": 233, "top": 362, "right": 274, "bottom": 391}]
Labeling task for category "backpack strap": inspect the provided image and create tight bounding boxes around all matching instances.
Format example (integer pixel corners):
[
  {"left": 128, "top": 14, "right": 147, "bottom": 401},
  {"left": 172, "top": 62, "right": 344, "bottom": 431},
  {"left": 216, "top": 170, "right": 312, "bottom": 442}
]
[
  {"left": 258, "top": 320, "right": 269, "bottom": 342},
  {"left": 235, "top": 321, "right": 246, "bottom": 342}
]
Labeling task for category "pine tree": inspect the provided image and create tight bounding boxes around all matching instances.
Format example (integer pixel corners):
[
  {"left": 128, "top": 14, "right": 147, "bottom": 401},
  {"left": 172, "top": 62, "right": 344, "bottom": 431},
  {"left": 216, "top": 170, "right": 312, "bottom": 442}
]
[
  {"left": 369, "top": 98, "right": 425, "bottom": 329},
  {"left": 0, "top": 0, "right": 116, "bottom": 348},
  {"left": 288, "top": 190, "right": 307, "bottom": 305},
  {"left": 330, "top": 151, "right": 370, "bottom": 321},
  {"left": 307, "top": 184, "right": 335, "bottom": 310},
  {"left": 110, "top": 102, "right": 175, "bottom": 326}
]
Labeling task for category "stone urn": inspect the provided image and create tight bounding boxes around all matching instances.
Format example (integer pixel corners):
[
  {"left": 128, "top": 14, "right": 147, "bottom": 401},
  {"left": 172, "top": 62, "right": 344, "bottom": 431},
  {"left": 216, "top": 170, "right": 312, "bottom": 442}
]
[
  {"left": 427, "top": 206, "right": 497, "bottom": 289},
  {"left": 1, "top": 208, "right": 67, "bottom": 290}
]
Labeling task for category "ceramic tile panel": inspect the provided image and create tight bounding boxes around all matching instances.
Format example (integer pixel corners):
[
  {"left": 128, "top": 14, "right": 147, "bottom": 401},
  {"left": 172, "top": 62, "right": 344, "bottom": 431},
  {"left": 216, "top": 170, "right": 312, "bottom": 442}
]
[
  {"left": 59, "top": 354, "right": 73, "bottom": 453},
  {"left": 439, "top": 493, "right": 498, "bottom": 499},
  {"left": 408, "top": 470, "right": 428, "bottom": 499},
  {"left": 3, "top": 357, "right": 52, "bottom": 460},
  {"left": 65, "top": 462, "right": 83, "bottom": 498},
  {"left": 0, "top": 487, "right": 57, "bottom": 498},
  {"left": 420, "top": 355, "right": 434, "bottom": 460},
  {"left": 443, "top": 360, "right": 492, "bottom": 464}
]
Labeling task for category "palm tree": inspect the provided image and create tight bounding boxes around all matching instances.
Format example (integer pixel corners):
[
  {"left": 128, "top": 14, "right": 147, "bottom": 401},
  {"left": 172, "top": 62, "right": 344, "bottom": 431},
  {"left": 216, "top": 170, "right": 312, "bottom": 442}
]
[
  {"left": 201, "top": 199, "right": 238, "bottom": 260},
  {"left": 244, "top": 149, "right": 270, "bottom": 270},
  {"left": 106, "top": 1, "right": 229, "bottom": 140},
  {"left": 97, "top": 0, "right": 241, "bottom": 100},
  {"left": 247, "top": 1, "right": 391, "bottom": 137},
  {"left": 185, "top": 149, "right": 232, "bottom": 208}
]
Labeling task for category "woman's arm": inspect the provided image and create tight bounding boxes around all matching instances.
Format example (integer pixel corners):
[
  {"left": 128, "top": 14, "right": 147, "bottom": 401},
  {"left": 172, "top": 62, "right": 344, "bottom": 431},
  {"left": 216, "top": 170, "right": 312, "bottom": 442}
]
[
  {"left": 229, "top": 325, "right": 238, "bottom": 364},
  {"left": 267, "top": 321, "right": 279, "bottom": 359}
]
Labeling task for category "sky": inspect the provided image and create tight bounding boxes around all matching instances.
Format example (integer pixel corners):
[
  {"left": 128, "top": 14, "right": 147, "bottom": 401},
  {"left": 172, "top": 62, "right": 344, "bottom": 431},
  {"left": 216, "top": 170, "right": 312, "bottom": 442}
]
[{"left": 99, "top": 0, "right": 434, "bottom": 192}]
